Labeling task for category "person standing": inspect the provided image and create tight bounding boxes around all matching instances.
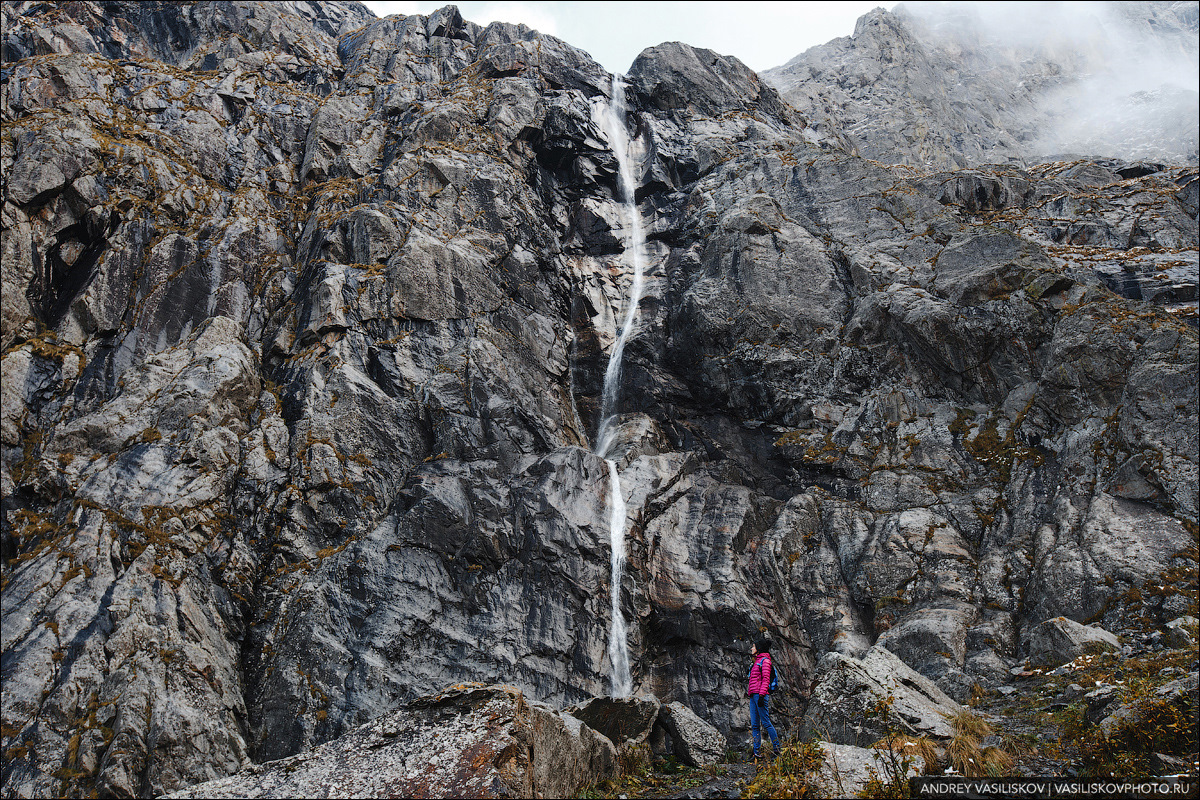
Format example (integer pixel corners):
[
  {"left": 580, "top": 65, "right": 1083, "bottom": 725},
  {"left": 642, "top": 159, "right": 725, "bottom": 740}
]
[{"left": 747, "top": 638, "right": 780, "bottom": 762}]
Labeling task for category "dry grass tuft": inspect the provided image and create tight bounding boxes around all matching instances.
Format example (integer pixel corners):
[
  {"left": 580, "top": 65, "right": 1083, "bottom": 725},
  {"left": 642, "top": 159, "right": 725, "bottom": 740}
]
[
  {"left": 979, "top": 745, "right": 1015, "bottom": 777},
  {"left": 944, "top": 710, "right": 1011, "bottom": 777},
  {"left": 743, "top": 738, "right": 826, "bottom": 799},
  {"left": 872, "top": 734, "right": 939, "bottom": 773},
  {"left": 949, "top": 709, "right": 992, "bottom": 740}
]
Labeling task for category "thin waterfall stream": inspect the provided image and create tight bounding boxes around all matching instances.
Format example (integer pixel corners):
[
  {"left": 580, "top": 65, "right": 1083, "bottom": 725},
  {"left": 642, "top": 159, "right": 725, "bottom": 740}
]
[{"left": 594, "top": 74, "right": 644, "bottom": 698}]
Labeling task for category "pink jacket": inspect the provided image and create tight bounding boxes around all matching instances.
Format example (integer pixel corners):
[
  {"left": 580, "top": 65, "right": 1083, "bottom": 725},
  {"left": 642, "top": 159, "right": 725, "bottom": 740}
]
[{"left": 748, "top": 653, "right": 772, "bottom": 696}]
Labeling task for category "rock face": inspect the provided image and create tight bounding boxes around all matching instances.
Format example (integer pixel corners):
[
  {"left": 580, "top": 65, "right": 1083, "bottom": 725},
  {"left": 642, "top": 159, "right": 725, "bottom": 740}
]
[
  {"left": 164, "top": 683, "right": 618, "bottom": 799},
  {"left": 763, "top": 2, "right": 1200, "bottom": 169},
  {"left": 1, "top": 2, "right": 1197, "bottom": 798}
]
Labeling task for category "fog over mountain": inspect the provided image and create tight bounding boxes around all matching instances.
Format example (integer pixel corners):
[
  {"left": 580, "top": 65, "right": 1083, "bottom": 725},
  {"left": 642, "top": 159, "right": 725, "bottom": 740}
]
[
  {"left": 763, "top": 1, "right": 1199, "bottom": 169},
  {"left": 1, "top": 2, "right": 1196, "bottom": 798}
]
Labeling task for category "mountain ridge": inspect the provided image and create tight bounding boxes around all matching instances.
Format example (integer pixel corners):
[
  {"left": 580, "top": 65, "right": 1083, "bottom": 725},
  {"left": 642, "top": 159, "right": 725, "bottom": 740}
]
[
  {"left": 1, "top": 2, "right": 1196, "bottom": 797},
  {"left": 762, "top": 1, "right": 1199, "bottom": 169}
]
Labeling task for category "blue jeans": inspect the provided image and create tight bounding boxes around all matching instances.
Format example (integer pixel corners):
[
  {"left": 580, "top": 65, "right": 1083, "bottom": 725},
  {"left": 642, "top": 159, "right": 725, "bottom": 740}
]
[{"left": 749, "top": 693, "right": 780, "bottom": 755}]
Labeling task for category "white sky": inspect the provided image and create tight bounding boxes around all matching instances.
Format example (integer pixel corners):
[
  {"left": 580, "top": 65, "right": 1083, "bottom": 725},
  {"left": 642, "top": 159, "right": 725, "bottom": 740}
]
[{"left": 359, "top": 1, "right": 894, "bottom": 74}]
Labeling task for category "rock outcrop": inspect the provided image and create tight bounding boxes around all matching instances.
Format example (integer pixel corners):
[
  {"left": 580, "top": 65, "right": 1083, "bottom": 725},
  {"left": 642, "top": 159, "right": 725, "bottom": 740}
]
[
  {"left": 1, "top": 2, "right": 1197, "bottom": 798},
  {"left": 1028, "top": 617, "right": 1121, "bottom": 666},
  {"left": 164, "top": 683, "right": 618, "bottom": 799},
  {"left": 801, "top": 646, "right": 966, "bottom": 746},
  {"left": 570, "top": 695, "right": 661, "bottom": 755}
]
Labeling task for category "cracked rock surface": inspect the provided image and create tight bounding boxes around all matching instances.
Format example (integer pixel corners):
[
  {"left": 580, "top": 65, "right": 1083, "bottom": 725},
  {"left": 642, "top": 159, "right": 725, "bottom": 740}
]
[{"left": 1, "top": 2, "right": 1197, "bottom": 797}]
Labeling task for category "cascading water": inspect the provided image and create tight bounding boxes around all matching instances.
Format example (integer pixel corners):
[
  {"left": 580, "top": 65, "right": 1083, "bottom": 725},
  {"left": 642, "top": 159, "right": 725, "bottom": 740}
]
[
  {"left": 594, "top": 74, "right": 644, "bottom": 698},
  {"left": 595, "top": 75, "right": 646, "bottom": 461},
  {"left": 604, "top": 459, "right": 632, "bottom": 697}
]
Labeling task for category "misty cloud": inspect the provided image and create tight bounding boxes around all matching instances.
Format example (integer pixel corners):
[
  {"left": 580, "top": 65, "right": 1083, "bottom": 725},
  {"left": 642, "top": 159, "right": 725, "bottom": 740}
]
[{"left": 903, "top": 1, "right": 1199, "bottom": 163}]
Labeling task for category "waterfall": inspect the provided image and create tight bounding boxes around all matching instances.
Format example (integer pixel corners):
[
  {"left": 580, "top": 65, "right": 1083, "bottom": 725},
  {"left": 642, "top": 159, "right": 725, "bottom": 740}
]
[
  {"left": 594, "top": 74, "right": 643, "bottom": 698},
  {"left": 605, "top": 460, "right": 632, "bottom": 697},
  {"left": 595, "top": 74, "right": 646, "bottom": 460}
]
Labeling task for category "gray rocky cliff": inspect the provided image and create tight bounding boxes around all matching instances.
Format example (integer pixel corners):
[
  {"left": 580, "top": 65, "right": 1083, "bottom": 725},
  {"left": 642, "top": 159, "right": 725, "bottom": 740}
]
[
  {"left": 1, "top": 2, "right": 1197, "bottom": 798},
  {"left": 763, "top": 2, "right": 1200, "bottom": 169}
]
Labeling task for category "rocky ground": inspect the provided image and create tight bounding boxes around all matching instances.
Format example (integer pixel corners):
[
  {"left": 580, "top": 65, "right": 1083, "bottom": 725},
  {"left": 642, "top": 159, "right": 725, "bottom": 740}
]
[
  {"left": 582, "top": 630, "right": 1199, "bottom": 799},
  {"left": 2, "top": 2, "right": 1197, "bottom": 798},
  {"left": 579, "top": 757, "right": 755, "bottom": 800}
]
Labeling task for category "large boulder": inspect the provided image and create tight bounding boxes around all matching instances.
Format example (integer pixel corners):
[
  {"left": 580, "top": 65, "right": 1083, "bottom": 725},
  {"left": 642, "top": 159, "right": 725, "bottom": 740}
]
[
  {"left": 1028, "top": 617, "right": 1121, "bottom": 666},
  {"left": 657, "top": 701, "right": 727, "bottom": 767},
  {"left": 165, "top": 684, "right": 617, "bottom": 799},
  {"left": 801, "top": 646, "right": 966, "bottom": 746},
  {"left": 569, "top": 695, "right": 661, "bottom": 751},
  {"left": 815, "top": 742, "right": 925, "bottom": 797}
]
